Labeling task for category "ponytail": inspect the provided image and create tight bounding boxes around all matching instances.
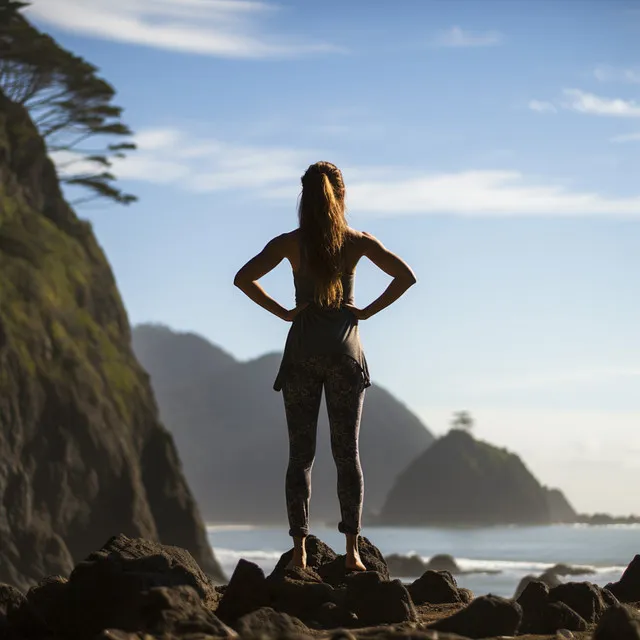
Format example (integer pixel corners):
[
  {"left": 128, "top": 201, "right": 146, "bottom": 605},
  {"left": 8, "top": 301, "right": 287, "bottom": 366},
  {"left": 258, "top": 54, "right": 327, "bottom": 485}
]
[{"left": 298, "top": 162, "right": 347, "bottom": 308}]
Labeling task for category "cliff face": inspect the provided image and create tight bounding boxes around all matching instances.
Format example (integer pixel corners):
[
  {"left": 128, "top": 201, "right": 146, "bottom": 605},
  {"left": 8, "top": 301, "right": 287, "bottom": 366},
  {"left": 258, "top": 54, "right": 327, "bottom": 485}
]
[
  {"left": 0, "top": 92, "right": 223, "bottom": 590},
  {"left": 132, "top": 324, "right": 435, "bottom": 524},
  {"left": 380, "top": 429, "right": 575, "bottom": 526}
]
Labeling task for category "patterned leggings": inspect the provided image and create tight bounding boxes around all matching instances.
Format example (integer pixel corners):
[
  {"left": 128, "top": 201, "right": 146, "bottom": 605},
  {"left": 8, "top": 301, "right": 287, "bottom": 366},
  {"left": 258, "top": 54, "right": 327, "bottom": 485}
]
[{"left": 282, "top": 354, "right": 366, "bottom": 538}]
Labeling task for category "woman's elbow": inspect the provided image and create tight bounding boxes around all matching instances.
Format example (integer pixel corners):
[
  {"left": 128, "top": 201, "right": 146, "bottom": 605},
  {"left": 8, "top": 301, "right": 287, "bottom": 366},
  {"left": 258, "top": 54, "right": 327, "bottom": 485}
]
[{"left": 233, "top": 272, "right": 246, "bottom": 289}]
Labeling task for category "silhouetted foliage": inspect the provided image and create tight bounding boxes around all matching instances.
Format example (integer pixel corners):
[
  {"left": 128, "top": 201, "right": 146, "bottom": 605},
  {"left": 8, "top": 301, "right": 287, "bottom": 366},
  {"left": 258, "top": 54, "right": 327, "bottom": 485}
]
[
  {"left": 0, "top": 3, "right": 137, "bottom": 206},
  {"left": 450, "top": 410, "right": 474, "bottom": 432}
]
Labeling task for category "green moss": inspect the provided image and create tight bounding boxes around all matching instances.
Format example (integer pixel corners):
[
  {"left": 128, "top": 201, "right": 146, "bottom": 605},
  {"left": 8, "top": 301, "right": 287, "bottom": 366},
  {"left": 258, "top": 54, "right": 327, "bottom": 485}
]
[{"left": 0, "top": 103, "right": 147, "bottom": 430}]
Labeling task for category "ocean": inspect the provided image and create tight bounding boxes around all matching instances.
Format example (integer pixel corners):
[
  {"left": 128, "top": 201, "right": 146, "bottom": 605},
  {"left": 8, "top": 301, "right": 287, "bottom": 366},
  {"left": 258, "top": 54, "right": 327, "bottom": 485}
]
[{"left": 208, "top": 524, "right": 638, "bottom": 598}]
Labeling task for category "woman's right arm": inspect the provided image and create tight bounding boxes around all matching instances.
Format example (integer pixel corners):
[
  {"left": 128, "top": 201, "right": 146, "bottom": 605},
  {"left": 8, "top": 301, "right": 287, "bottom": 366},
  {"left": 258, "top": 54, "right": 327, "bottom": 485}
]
[{"left": 345, "top": 232, "right": 417, "bottom": 320}]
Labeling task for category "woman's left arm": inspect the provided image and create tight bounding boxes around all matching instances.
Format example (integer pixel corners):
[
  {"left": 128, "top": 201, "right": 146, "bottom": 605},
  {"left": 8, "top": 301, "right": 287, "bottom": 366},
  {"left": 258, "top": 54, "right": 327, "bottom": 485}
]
[{"left": 233, "top": 235, "right": 304, "bottom": 322}]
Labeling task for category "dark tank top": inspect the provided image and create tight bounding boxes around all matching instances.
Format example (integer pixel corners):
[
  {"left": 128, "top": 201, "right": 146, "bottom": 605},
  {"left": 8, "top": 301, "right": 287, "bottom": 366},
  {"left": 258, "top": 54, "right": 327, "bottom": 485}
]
[{"left": 273, "top": 269, "right": 371, "bottom": 391}]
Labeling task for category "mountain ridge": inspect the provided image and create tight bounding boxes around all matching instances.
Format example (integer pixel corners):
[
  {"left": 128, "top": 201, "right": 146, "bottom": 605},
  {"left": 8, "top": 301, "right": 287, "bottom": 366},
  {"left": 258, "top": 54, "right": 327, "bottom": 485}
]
[{"left": 132, "top": 323, "right": 435, "bottom": 525}]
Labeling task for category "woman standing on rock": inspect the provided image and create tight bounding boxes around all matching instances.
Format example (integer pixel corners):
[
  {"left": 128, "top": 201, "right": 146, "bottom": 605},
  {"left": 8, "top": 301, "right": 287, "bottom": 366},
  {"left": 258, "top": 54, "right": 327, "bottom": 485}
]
[{"left": 234, "top": 161, "right": 416, "bottom": 570}]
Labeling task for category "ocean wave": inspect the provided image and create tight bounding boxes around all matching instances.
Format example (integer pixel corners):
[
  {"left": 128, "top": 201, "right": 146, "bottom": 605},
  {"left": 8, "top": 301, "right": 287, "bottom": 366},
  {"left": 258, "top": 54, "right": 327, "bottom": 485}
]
[
  {"left": 453, "top": 557, "right": 624, "bottom": 575},
  {"left": 214, "top": 547, "right": 284, "bottom": 563},
  {"left": 207, "top": 524, "right": 260, "bottom": 532},
  {"left": 212, "top": 546, "right": 626, "bottom": 577}
]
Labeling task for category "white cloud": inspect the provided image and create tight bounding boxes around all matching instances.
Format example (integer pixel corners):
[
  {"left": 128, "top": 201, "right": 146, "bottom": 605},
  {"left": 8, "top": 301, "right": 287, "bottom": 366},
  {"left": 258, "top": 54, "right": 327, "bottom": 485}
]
[
  {"left": 610, "top": 131, "right": 640, "bottom": 143},
  {"left": 102, "top": 127, "right": 640, "bottom": 218},
  {"left": 562, "top": 89, "right": 640, "bottom": 117},
  {"left": 528, "top": 100, "right": 557, "bottom": 114},
  {"left": 594, "top": 64, "right": 640, "bottom": 84},
  {"left": 25, "top": 0, "right": 342, "bottom": 58},
  {"left": 432, "top": 26, "right": 502, "bottom": 48}
]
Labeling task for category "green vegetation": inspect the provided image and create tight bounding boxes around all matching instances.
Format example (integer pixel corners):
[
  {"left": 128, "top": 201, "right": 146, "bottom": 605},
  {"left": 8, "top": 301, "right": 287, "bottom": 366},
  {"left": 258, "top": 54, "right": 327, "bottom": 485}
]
[
  {"left": 0, "top": 102, "right": 143, "bottom": 426},
  {"left": 0, "top": 2, "right": 136, "bottom": 206}
]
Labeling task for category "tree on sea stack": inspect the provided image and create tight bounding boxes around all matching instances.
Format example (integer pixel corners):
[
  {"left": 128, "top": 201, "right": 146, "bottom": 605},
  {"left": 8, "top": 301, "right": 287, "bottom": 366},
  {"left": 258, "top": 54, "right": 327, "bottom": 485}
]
[
  {"left": 450, "top": 410, "right": 474, "bottom": 433},
  {"left": 0, "top": 2, "right": 137, "bottom": 206}
]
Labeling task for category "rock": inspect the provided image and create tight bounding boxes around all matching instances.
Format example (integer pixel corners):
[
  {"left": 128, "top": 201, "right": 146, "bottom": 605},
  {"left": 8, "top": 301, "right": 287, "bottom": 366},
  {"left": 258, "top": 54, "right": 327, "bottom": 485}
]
[
  {"left": 0, "top": 584, "right": 25, "bottom": 626},
  {"left": 0, "top": 584, "right": 47, "bottom": 639},
  {"left": 517, "top": 580, "right": 550, "bottom": 634},
  {"left": 24, "top": 575, "right": 67, "bottom": 635},
  {"left": 344, "top": 571, "right": 417, "bottom": 627},
  {"left": 549, "top": 562, "right": 596, "bottom": 576},
  {"left": 549, "top": 581, "right": 606, "bottom": 623},
  {"left": 594, "top": 604, "right": 640, "bottom": 640},
  {"left": 425, "top": 554, "right": 461, "bottom": 573},
  {"left": 96, "top": 631, "right": 142, "bottom": 640},
  {"left": 0, "top": 88, "right": 222, "bottom": 592},
  {"left": 408, "top": 570, "right": 462, "bottom": 605},
  {"left": 556, "top": 630, "right": 574, "bottom": 639},
  {"left": 235, "top": 607, "right": 309, "bottom": 638},
  {"left": 24, "top": 535, "right": 221, "bottom": 639},
  {"left": 135, "top": 585, "right": 235, "bottom": 636},
  {"left": 458, "top": 587, "right": 474, "bottom": 604},
  {"left": 515, "top": 571, "right": 561, "bottom": 599},
  {"left": 602, "top": 587, "right": 621, "bottom": 608},
  {"left": 517, "top": 580, "right": 587, "bottom": 634},
  {"left": 428, "top": 594, "right": 522, "bottom": 638},
  {"left": 544, "top": 601, "right": 588, "bottom": 633},
  {"left": 267, "top": 566, "right": 337, "bottom": 624},
  {"left": 386, "top": 553, "right": 428, "bottom": 577},
  {"left": 318, "top": 537, "right": 389, "bottom": 587},
  {"left": 271, "top": 536, "right": 338, "bottom": 578},
  {"left": 215, "top": 559, "right": 269, "bottom": 624},
  {"left": 606, "top": 555, "right": 640, "bottom": 603}
]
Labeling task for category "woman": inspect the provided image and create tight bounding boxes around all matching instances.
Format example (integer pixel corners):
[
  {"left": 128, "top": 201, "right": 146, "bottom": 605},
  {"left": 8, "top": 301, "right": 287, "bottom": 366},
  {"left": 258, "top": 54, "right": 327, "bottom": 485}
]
[{"left": 234, "top": 161, "right": 416, "bottom": 571}]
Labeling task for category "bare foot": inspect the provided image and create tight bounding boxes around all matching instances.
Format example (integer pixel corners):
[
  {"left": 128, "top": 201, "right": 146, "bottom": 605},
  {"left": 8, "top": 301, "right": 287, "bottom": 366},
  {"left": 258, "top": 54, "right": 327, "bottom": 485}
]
[
  {"left": 286, "top": 550, "right": 307, "bottom": 570},
  {"left": 345, "top": 533, "right": 366, "bottom": 571},
  {"left": 286, "top": 536, "right": 307, "bottom": 570},
  {"left": 345, "top": 553, "right": 367, "bottom": 572}
]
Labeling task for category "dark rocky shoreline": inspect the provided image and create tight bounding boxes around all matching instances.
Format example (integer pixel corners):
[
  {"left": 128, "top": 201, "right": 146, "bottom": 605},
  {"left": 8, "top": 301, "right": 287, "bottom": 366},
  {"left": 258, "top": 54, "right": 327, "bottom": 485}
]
[{"left": 2, "top": 533, "right": 640, "bottom": 640}]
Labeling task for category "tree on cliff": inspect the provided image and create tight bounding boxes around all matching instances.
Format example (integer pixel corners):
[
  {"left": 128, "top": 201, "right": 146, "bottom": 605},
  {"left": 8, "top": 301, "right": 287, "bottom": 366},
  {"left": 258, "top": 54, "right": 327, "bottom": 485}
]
[
  {"left": 450, "top": 410, "right": 474, "bottom": 433},
  {"left": 0, "top": 1, "right": 136, "bottom": 206}
]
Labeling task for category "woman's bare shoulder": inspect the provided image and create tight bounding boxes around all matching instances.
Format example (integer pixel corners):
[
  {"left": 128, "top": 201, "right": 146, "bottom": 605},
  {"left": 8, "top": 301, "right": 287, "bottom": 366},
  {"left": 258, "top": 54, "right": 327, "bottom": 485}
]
[{"left": 346, "top": 228, "right": 381, "bottom": 251}]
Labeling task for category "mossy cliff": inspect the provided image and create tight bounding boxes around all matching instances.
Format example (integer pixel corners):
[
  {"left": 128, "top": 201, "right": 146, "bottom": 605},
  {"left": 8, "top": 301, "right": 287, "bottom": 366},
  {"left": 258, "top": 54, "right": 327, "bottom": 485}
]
[{"left": 0, "top": 90, "right": 223, "bottom": 589}]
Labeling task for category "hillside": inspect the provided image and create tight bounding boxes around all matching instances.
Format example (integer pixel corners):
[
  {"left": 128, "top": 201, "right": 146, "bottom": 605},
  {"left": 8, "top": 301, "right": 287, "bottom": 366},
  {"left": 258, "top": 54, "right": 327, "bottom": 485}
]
[
  {"left": 0, "top": 91, "right": 223, "bottom": 589},
  {"left": 132, "top": 324, "right": 435, "bottom": 524},
  {"left": 379, "top": 429, "right": 576, "bottom": 526}
]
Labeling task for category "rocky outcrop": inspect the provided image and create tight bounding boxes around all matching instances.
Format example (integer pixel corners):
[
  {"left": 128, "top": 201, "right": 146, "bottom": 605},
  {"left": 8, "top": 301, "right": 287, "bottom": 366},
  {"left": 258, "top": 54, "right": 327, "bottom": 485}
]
[
  {"left": 131, "top": 324, "right": 435, "bottom": 524},
  {"left": 386, "top": 552, "right": 500, "bottom": 578},
  {"left": 380, "top": 429, "right": 575, "bottom": 526},
  {"left": 0, "top": 91, "right": 222, "bottom": 590},
  {"left": 3, "top": 535, "right": 639, "bottom": 639},
  {"left": 607, "top": 555, "right": 640, "bottom": 603}
]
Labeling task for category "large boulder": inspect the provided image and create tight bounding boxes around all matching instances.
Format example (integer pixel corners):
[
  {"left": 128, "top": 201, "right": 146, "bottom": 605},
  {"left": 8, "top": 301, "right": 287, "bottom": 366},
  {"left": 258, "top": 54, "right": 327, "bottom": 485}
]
[
  {"left": 0, "top": 88, "right": 222, "bottom": 591},
  {"left": 20, "top": 535, "right": 223, "bottom": 639},
  {"left": 408, "top": 570, "right": 462, "bottom": 605},
  {"left": 549, "top": 581, "right": 607, "bottom": 623},
  {"left": 271, "top": 536, "right": 338, "bottom": 578},
  {"left": 428, "top": 594, "right": 522, "bottom": 638},
  {"left": 594, "top": 604, "right": 640, "bottom": 640},
  {"left": 235, "top": 607, "right": 309, "bottom": 638},
  {"left": 267, "top": 565, "right": 339, "bottom": 625},
  {"left": 607, "top": 555, "right": 640, "bottom": 603},
  {"left": 344, "top": 571, "right": 417, "bottom": 627},
  {"left": 216, "top": 559, "right": 269, "bottom": 624},
  {"left": 318, "top": 536, "right": 390, "bottom": 586}
]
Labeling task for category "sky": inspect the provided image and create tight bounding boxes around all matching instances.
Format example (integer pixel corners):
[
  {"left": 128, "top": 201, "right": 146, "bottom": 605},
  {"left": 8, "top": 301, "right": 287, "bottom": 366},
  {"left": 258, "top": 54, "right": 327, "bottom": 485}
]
[{"left": 25, "top": 0, "right": 640, "bottom": 514}]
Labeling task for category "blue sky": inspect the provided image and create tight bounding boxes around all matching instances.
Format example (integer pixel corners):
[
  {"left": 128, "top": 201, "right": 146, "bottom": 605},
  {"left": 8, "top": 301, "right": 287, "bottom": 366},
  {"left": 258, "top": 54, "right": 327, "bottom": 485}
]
[{"left": 26, "top": 0, "right": 640, "bottom": 514}]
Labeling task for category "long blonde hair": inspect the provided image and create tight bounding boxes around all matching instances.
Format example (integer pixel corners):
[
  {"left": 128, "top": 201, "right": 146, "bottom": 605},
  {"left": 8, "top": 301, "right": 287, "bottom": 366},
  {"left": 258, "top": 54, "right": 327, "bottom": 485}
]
[{"left": 298, "top": 161, "right": 347, "bottom": 308}]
